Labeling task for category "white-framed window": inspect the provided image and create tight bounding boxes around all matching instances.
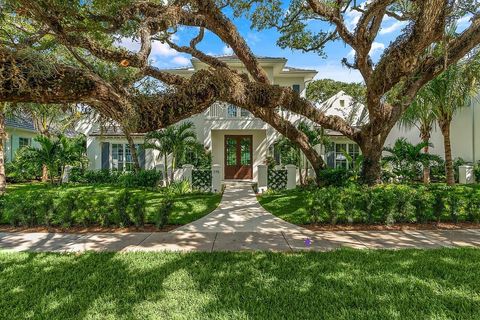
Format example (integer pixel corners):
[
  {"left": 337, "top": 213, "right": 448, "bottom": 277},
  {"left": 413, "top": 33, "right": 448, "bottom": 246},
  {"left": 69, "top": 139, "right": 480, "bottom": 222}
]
[
  {"left": 292, "top": 84, "right": 300, "bottom": 93},
  {"left": 327, "top": 142, "right": 360, "bottom": 169},
  {"left": 111, "top": 143, "right": 141, "bottom": 171},
  {"left": 226, "top": 104, "right": 251, "bottom": 118},
  {"left": 18, "top": 137, "right": 30, "bottom": 149}
]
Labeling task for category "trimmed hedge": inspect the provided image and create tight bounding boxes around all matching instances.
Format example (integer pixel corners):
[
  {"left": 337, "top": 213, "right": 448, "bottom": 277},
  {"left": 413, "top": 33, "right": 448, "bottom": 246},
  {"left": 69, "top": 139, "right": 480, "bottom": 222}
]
[
  {"left": 309, "top": 184, "right": 480, "bottom": 225},
  {"left": 0, "top": 187, "right": 172, "bottom": 228},
  {"left": 70, "top": 169, "right": 162, "bottom": 188}
]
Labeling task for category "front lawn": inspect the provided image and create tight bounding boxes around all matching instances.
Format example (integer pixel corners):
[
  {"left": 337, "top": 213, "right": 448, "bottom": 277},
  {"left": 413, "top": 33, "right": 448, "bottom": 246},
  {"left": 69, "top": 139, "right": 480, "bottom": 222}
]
[
  {"left": 4, "top": 183, "right": 222, "bottom": 226},
  {"left": 1, "top": 249, "right": 480, "bottom": 319},
  {"left": 258, "top": 188, "right": 312, "bottom": 225},
  {"left": 258, "top": 184, "right": 480, "bottom": 225}
]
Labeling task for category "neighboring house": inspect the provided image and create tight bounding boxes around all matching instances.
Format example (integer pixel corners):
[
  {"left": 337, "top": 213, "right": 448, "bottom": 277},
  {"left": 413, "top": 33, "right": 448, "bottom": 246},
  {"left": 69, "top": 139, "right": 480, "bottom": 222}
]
[
  {"left": 385, "top": 95, "right": 480, "bottom": 164},
  {"left": 4, "top": 116, "right": 40, "bottom": 162},
  {"left": 83, "top": 55, "right": 480, "bottom": 182}
]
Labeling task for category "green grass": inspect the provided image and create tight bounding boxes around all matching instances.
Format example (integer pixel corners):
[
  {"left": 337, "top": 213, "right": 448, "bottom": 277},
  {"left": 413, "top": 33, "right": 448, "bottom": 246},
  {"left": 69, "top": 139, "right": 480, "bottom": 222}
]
[
  {"left": 1, "top": 249, "right": 480, "bottom": 319},
  {"left": 258, "top": 184, "right": 480, "bottom": 225},
  {"left": 5, "top": 183, "right": 222, "bottom": 225},
  {"left": 257, "top": 189, "right": 313, "bottom": 224}
]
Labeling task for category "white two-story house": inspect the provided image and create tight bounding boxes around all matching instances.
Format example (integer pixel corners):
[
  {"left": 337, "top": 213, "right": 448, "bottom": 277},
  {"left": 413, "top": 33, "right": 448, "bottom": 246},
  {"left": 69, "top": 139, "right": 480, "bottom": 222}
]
[{"left": 83, "top": 55, "right": 480, "bottom": 182}]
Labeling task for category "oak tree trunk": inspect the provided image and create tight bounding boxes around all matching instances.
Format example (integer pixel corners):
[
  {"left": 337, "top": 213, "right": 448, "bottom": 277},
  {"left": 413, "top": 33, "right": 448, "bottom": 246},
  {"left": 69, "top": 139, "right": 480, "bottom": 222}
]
[
  {"left": 358, "top": 133, "right": 385, "bottom": 186},
  {"left": 439, "top": 120, "right": 455, "bottom": 186},
  {"left": 0, "top": 103, "right": 6, "bottom": 194}
]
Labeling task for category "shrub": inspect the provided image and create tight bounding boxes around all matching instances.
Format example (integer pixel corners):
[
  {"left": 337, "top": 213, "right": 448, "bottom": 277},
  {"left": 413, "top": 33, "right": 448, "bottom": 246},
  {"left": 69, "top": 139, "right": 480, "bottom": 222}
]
[
  {"left": 168, "top": 180, "right": 191, "bottom": 195},
  {"left": 76, "top": 169, "right": 162, "bottom": 188},
  {"left": 475, "top": 162, "right": 480, "bottom": 183},
  {"left": 307, "top": 184, "right": 479, "bottom": 225},
  {"left": 317, "top": 168, "right": 353, "bottom": 187},
  {"left": 155, "top": 197, "right": 174, "bottom": 229},
  {"left": 128, "top": 193, "right": 147, "bottom": 228}
]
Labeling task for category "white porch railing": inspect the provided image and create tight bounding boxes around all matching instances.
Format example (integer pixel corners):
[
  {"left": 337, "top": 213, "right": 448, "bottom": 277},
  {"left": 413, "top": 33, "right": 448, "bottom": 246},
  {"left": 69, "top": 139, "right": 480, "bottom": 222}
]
[{"left": 208, "top": 102, "right": 253, "bottom": 118}]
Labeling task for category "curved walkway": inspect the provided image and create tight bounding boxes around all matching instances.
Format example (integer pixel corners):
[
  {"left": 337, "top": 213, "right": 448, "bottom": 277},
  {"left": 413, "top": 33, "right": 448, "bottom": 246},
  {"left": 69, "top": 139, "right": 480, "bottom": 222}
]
[
  {"left": 1, "top": 182, "right": 479, "bottom": 252},
  {"left": 173, "top": 182, "right": 305, "bottom": 233}
]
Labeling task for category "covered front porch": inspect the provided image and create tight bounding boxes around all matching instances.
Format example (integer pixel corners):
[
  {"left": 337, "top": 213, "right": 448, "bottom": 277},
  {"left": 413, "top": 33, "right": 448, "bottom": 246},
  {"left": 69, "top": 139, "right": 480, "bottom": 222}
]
[{"left": 210, "top": 129, "right": 271, "bottom": 182}]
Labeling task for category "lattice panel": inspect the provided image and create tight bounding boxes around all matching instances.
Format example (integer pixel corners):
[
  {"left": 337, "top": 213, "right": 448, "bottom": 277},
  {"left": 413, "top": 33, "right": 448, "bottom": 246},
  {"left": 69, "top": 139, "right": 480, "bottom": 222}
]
[
  {"left": 268, "top": 169, "right": 287, "bottom": 190},
  {"left": 192, "top": 169, "right": 212, "bottom": 192}
]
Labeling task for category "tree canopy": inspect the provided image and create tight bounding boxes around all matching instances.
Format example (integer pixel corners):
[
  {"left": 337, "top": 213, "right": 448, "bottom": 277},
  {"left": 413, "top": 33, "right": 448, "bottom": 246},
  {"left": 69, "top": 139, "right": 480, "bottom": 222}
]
[{"left": 1, "top": 0, "right": 479, "bottom": 184}]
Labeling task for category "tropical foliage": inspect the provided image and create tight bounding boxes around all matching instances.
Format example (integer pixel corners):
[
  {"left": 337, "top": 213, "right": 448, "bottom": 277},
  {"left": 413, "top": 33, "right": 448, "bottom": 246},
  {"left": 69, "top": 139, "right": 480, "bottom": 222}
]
[
  {"left": 145, "top": 122, "right": 198, "bottom": 184},
  {"left": 10, "top": 134, "right": 88, "bottom": 184},
  {"left": 383, "top": 138, "right": 442, "bottom": 183}
]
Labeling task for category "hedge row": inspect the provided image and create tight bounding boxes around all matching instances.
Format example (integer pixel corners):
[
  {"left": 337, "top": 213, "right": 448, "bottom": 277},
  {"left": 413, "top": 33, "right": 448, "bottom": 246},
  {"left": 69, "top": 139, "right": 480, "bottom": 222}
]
[
  {"left": 309, "top": 184, "right": 480, "bottom": 225},
  {"left": 70, "top": 169, "right": 162, "bottom": 188},
  {"left": 0, "top": 188, "right": 172, "bottom": 228}
]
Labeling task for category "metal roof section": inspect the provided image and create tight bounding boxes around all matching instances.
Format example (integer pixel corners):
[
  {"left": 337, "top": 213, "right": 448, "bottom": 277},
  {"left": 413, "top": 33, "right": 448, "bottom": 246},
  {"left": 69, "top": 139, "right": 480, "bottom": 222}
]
[{"left": 5, "top": 115, "right": 36, "bottom": 131}]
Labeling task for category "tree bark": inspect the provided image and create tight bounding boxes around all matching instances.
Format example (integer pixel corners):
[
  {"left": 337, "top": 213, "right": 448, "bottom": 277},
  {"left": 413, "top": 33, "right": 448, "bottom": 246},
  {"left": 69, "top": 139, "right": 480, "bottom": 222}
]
[
  {"left": 0, "top": 103, "right": 6, "bottom": 194},
  {"left": 420, "top": 130, "right": 431, "bottom": 184},
  {"left": 439, "top": 119, "right": 455, "bottom": 186},
  {"left": 125, "top": 132, "right": 140, "bottom": 172},
  {"left": 358, "top": 131, "right": 386, "bottom": 186}
]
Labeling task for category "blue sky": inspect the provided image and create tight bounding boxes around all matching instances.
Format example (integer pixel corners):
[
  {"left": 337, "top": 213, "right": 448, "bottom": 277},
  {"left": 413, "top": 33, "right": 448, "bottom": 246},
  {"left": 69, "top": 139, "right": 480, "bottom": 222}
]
[{"left": 122, "top": 5, "right": 474, "bottom": 84}]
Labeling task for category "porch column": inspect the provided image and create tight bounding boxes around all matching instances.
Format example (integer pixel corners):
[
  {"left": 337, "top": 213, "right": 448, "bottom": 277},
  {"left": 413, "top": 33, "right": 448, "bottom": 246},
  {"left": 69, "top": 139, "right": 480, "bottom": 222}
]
[
  {"left": 286, "top": 164, "right": 297, "bottom": 190},
  {"left": 257, "top": 164, "right": 268, "bottom": 193},
  {"left": 212, "top": 164, "right": 222, "bottom": 193}
]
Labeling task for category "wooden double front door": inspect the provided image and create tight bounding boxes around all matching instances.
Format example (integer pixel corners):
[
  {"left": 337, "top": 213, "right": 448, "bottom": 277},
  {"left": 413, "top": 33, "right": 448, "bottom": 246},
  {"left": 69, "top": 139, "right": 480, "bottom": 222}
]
[{"left": 224, "top": 135, "right": 253, "bottom": 179}]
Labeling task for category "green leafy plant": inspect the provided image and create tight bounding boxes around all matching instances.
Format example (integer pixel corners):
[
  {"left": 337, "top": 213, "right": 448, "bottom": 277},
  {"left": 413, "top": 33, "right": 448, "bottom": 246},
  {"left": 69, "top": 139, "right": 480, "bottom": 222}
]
[{"left": 155, "top": 197, "right": 174, "bottom": 229}]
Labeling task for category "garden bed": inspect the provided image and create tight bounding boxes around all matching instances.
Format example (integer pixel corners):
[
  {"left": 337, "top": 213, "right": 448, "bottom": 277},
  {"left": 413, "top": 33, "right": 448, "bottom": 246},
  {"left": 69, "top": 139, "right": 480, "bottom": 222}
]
[
  {"left": 1, "top": 183, "right": 222, "bottom": 228},
  {"left": 301, "top": 221, "right": 480, "bottom": 231},
  {"left": 259, "top": 184, "right": 480, "bottom": 226}
]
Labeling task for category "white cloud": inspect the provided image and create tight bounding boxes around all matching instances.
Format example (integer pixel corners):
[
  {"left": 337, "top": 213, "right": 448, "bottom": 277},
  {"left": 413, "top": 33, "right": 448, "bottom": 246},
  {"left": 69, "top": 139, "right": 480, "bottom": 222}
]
[
  {"left": 299, "top": 61, "right": 364, "bottom": 83},
  {"left": 151, "top": 41, "right": 179, "bottom": 57},
  {"left": 222, "top": 45, "right": 233, "bottom": 55},
  {"left": 379, "top": 20, "right": 407, "bottom": 35},
  {"left": 347, "top": 41, "right": 385, "bottom": 58},
  {"left": 171, "top": 56, "right": 190, "bottom": 66},
  {"left": 369, "top": 42, "right": 385, "bottom": 55}
]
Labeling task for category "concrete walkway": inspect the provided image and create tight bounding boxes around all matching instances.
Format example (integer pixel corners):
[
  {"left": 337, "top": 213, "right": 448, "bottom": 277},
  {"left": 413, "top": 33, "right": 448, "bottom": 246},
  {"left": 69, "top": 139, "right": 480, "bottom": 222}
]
[
  {"left": 0, "top": 182, "right": 479, "bottom": 252},
  {"left": 173, "top": 182, "right": 305, "bottom": 233},
  {"left": 1, "top": 229, "right": 480, "bottom": 252}
]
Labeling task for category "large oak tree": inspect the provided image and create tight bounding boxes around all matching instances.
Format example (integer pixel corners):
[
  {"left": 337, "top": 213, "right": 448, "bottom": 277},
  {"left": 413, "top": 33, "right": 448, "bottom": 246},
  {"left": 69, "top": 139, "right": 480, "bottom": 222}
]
[{"left": 0, "top": 0, "right": 479, "bottom": 184}]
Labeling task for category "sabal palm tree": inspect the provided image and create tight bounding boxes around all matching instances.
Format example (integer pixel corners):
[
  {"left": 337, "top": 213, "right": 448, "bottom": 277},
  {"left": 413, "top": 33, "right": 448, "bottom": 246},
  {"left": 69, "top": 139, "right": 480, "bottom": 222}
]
[
  {"left": 399, "top": 89, "right": 437, "bottom": 183},
  {"left": 145, "top": 122, "right": 197, "bottom": 184},
  {"left": 425, "top": 55, "right": 480, "bottom": 185},
  {"left": 383, "top": 138, "right": 442, "bottom": 183}
]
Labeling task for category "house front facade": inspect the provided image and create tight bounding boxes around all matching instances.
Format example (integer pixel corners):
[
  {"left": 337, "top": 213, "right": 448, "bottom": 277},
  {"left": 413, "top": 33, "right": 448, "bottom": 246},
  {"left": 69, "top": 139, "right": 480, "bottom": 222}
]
[{"left": 83, "top": 56, "right": 480, "bottom": 182}]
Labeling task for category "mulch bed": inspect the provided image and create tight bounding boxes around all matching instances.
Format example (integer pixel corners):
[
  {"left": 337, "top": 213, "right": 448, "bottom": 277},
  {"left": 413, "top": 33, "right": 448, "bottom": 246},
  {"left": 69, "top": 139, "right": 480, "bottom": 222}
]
[
  {"left": 0, "top": 224, "right": 178, "bottom": 233},
  {"left": 301, "top": 222, "right": 480, "bottom": 231}
]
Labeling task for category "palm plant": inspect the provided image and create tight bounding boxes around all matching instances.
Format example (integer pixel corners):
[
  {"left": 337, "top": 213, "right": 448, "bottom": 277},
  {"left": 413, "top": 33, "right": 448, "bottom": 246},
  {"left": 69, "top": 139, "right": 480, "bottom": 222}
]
[
  {"left": 425, "top": 54, "right": 480, "bottom": 185},
  {"left": 58, "top": 134, "right": 87, "bottom": 179},
  {"left": 399, "top": 89, "right": 437, "bottom": 183},
  {"left": 145, "top": 122, "right": 197, "bottom": 184},
  {"left": 383, "top": 138, "right": 442, "bottom": 183},
  {"left": 28, "top": 135, "right": 62, "bottom": 184}
]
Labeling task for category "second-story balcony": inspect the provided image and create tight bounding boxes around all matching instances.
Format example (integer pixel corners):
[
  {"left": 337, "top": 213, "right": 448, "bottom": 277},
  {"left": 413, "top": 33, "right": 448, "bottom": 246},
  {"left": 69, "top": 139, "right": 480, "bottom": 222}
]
[{"left": 207, "top": 103, "right": 253, "bottom": 119}]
